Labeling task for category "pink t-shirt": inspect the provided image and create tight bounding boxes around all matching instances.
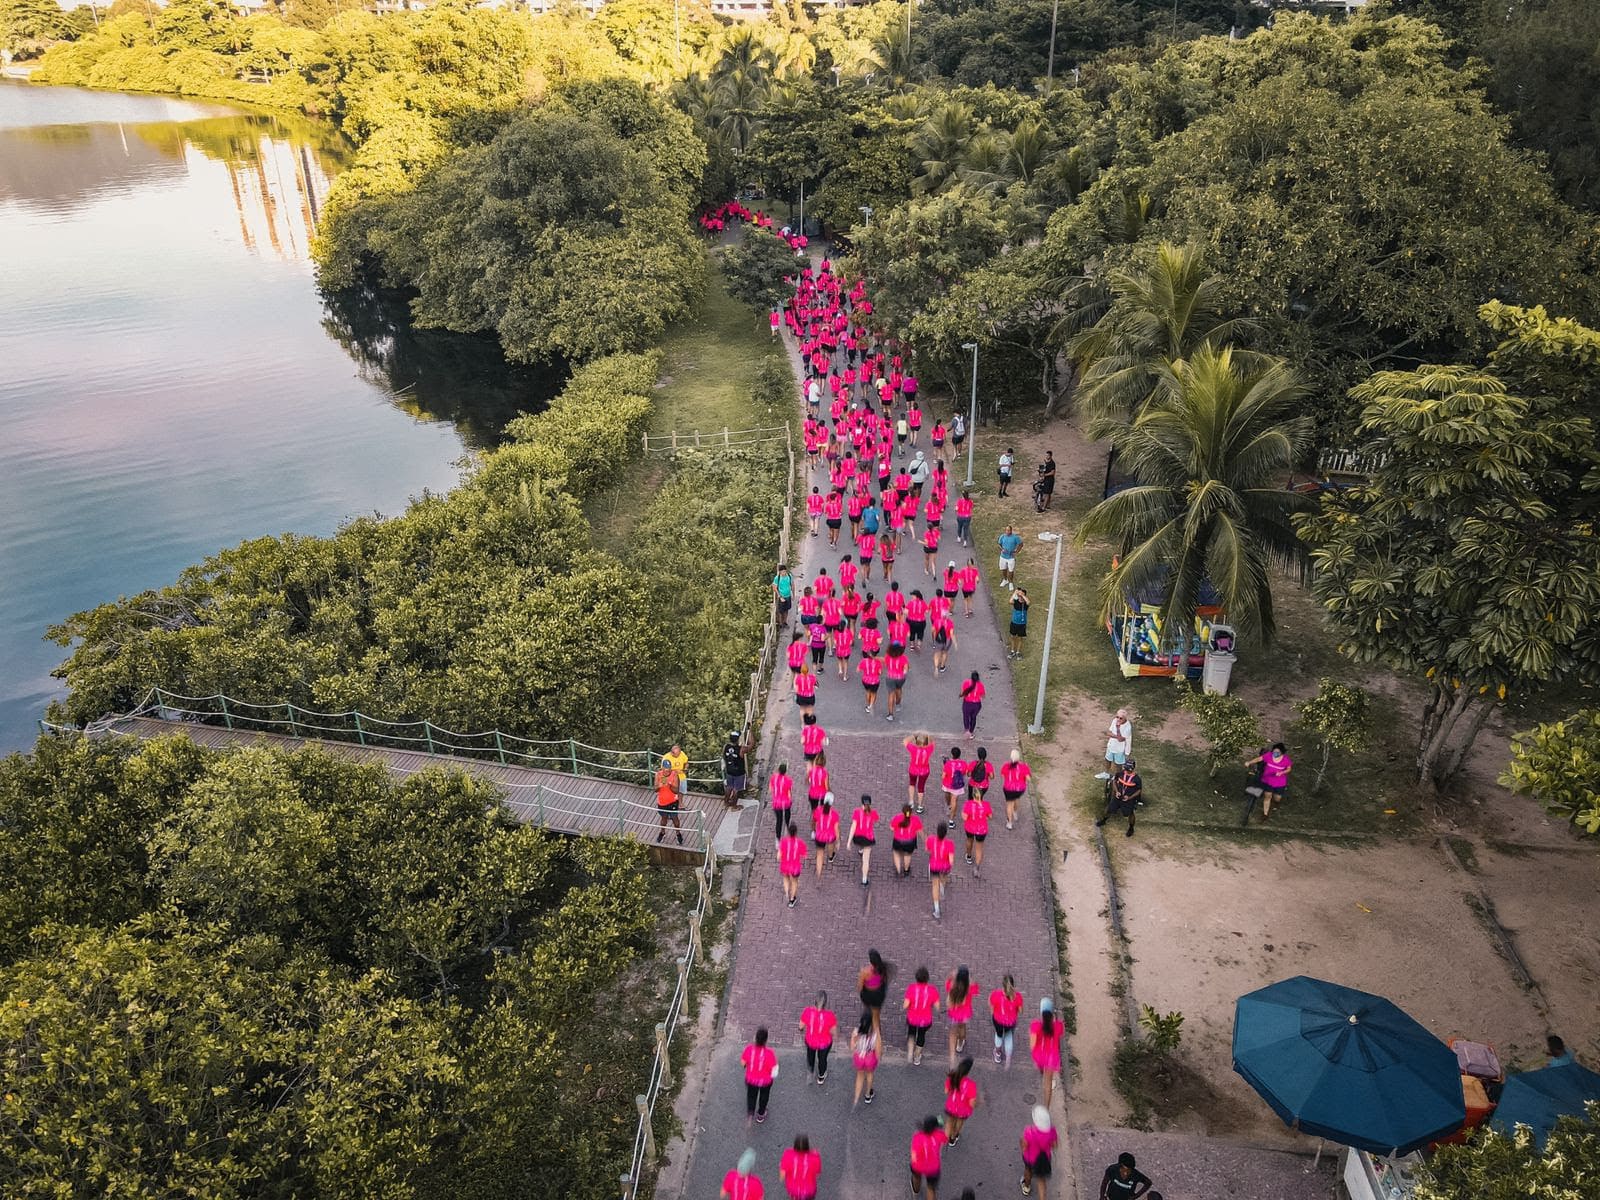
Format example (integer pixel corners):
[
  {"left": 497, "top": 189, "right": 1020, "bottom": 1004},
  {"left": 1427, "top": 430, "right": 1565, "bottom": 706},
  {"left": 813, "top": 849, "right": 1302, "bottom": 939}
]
[
  {"left": 780, "top": 1148, "right": 821, "bottom": 1199},
  {"left": 1031, "top": 1018, "right": 1062, "bottom": 1071},
  {"left": 795, "top": 672, "right": 816, "bottom": 699},
  {"left": 884, "top": 654, "right": 909, "bottom": 683},
  {"left": 802, "top": 724, "right": 827, "bottom": 756},
  {"left": 959, "top": 565, "right": 979, "bottom": 592},
  {"left": 778, "top": 836, "right": 806, "bottom": 876},
  {"left": 910, "top": 1128, "right": 948, "bottom": 1175},
  {"left": 806, "top": 492, "right": 823, "bottom": 516},
  {"left": 743, "top": 1043, "right": 777, "bottom": 1085},
  {"left": 905, "top": 981, "right": 939, "bottom": 1027},
  {"left": 989, "top": 987, "right": 1024, "bottom": 1026},
  {"left": 770, "top": 772, "right": 793, "bottom": 810},
  {"left": 944, "top": 1074, "right": 978, "bottom": 1118},
  {"left": 962, "top": 797, "right": 991, "bottom": 836},
  {"left": 928, "top": 836, "right": 955, "bottom": 872},
  {"left": 724, "top": 1170, "right": 765, "bottom": 1200},
  {"left": 807, "top": 764, "right": 829, "bottom": 798},
  {"left": 859, "top": 655, "right": 882, "bottom": 685},
  {"left": 956, "top": 497, "right": 973, "bottom": 518},
  {"left": 1022, "top": 1124, "right": 1058, "bottom": 1164},
  {"left": 814, "top": 808, "right": 840, "bottom": 844},
  {"left": 851, "top": 808, "right": 879, "bottom": 841},
  {"left": 801, "top": 1006, "right": 837, "bottom": 1050},
  {"left": 1001, "top": 761, "right": 1031, "bottom": 793},
  {"left": 945, "top": 977, "right": 977, "bottom": 1022},
  {"left": 961, "top": 679, "right": 986, "bottom": 704},
  {"left": 906, "top": 741, "right": 934, "bottom": 775},
  {"left": 787, "top": 640, "right": 806, "bottom": 670},
  {"left": 891, "top": 812, "right": 922, "bottom": 843}
]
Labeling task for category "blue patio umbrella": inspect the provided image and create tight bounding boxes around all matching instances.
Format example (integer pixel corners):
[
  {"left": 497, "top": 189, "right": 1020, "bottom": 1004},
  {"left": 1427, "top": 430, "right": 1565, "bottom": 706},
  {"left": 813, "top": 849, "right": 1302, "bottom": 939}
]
[
  {"left": 1232, "top": 976, "right": 1465, "bottom": 1155},
  {"left": 1488, "top": 1062, "right": 1600, "bottom": 1148}
]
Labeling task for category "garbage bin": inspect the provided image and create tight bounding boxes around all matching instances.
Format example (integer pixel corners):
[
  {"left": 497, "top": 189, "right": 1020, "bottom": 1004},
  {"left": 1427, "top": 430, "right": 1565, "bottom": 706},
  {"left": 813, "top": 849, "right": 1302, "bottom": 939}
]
[{"left": 1202, "top": 624, "right": 1237, "bottom": 695}]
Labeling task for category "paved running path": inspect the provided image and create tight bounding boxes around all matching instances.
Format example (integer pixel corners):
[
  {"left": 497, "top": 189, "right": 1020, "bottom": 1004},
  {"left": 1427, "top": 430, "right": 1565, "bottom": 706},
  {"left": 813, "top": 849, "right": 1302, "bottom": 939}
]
[{"left": 672, "top": 290, "right": 1063, "bottom": 1200}]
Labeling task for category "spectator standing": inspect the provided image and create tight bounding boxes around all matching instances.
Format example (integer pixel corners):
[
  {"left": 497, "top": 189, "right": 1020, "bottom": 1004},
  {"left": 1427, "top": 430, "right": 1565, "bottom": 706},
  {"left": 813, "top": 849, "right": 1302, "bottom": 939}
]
[
  {"left": 997, "top": 526, "right": 1022, "bottom": 590},
  {"left": 1103, "top": 709, "right": 1132, "bottom": 775},
  {"left": 1096, "top": 757, "right": 1143, "bottom": 837},
  {"left": 1008, "top": 587, "right": 1030, "bottom": 659},
  {"left": 1098, "top": 1153, "right": 1153, "bottom": 1200},
  {"left": 997, "top": 447, "right": 1014, "bottom": 496}
]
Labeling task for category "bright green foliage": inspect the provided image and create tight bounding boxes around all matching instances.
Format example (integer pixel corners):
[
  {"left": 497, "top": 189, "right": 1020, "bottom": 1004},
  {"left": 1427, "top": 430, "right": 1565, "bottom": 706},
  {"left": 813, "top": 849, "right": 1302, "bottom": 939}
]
[
  {"left": 1501, "top": 710, "right": 1600, "bottom": 835},
  {"left": 504, "top": 351, "right": 662, "bottom": 498},
  {"left": 1078, "top": 346, "right": 1311, "bottom": 645},
  {"left": 1, "top": 0, "right": 93, "bottom": 57},
  {"left": 1292, "top": 679, "right": 1374, "bottom": 794},
  {"left": 1295, "top": 309, "right": 1600, "bottom": 786},
  {"left": 1415, "top": 1107, "right": 1600, "bottom": 1200},
  {"left": 721, "top": 224, "right": 802, "bottom": 315},
  {"left": 1178, "top": 685, "right": 1263, "bottom": 776},
  {"left": 355, "top": 80, "right": 705, "bottom": 363},
  {"left": 1138, "top": 1004, "right": 1184, "bottom": 1051},
  {"left": 0, "top": 739, "right": 674, "bottom": 1199}
]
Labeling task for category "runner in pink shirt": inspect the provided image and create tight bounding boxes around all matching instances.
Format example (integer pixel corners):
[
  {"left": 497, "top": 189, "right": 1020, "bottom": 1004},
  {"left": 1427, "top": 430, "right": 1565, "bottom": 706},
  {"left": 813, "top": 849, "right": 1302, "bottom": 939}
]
[
  {"left": 839, "top": 554, "right": 858, "bottom": 591},
  {"left": 806, "top": 756, "right": 829, "bottom": 814},
  {"left": 930, "top": 611, "right": 957, "bottom": 674},
  {"left": 824, "top": 489, "right": 844, "bottom": 548},
  {"left": 860, "top": 616, "right": 882, "bottom": 657},
  {"left": 884, "top": 650, "right": 909, "bottom": 721},
  {"left": 923, "top": 523, "right": 942, "bottom": 575},
  {"left": 945, "top": 965, "right": 976, "bottom": 1065},
  {"left": 940, "top": 749, "right": 968, "bottom": 822},
  {"left": 787, "top": 632, "right": 806, "bottom": 675},
  {"left": 812, "top": 793, "right": 840, "bottom": 877},
  {"left": 850, "top": 1010, "right": 882, "bottom": 1107},
  {"left": 832, "top": 623, "right": 854, "bottom": 678},
  {"left": 850, "top": 794, "right": 879, "bottom": 885},
  {"left": 959, "top": 558, "right": 979, "bottom": 617},
  {"left": 962, "top": 791, "right": 992, "bottom": 878},
  {"left": 858, "top": 651, "right": 882, "bottom": 713},
  {"left": 857, "top": 530, "right": 876, "bottom": 579},
  {"left": 794, "top": 662, "right": 817, "bottom": 710},
  {"left": 1000, "top": 749, "right": 1032, "bottom": 831},
  {"left": 880, "top": 530, "right": 895, "bottom": 583},
  {"left": 960, "top": 671, "right": 986, "bottom": 739},
  {"left": 799, "top": 991, "right": 838, "bottom": 1085},
  {"left": 955, "top": 491, "right": 973, "bottom": 546},
  {"left": 806, "top": 486, "right": 823, "bottom": 537},
  {"left": 989, "top": 975, "right": 1024, "bottom": 1066},
  {"left": 909, "top": 1115, "right": 949, "bottom": 1199},
  {"left": 942, "top": 1056, "right": 979, "bottom": 1143},
  {"left": 905, "top": 590, "right": 928, "bottom": 651},
  {"left": 807, "top": 620, "right": 827, "bottom": 669},
  {"left": 813, "top": 566, "right": 835, "bottom": 599},
  {"left": 723, "top": 1149, "right": 764, "bottom": 1200},
  {"left": 778, "top": 821, "right": 805, "bottom": 907},
  {"left": 890, "top": 801, "right": 923, "bottom": 876},
  {"left": 742, "top": 1028, "right": 778, "bottom": 1123},
  {"left": 884, "top": 583, "right": 906, "bottom": 620},
  {"left": 904, "top": 732, "right": 934, "bottom": 811},
  {"left": 942, "top": 561, "right": 960, "bottom": 600},
  {"left": 888, "top": 616, "right": 911, "bottom": 654},
  {"left": 1020, "top": 1106, "right": 1060, "bottom": 1200},
  {"left": 927, "top": 821, "right": 954, "bottom": 920},
  {"left": 902, "top": 966, "right": 941, "bottom": 1064},
  {"left": 842, "top": 586, "right": 862, "bottom": 631},
  {"left": 769, "top": 763, "right": 793, "bottom": 844},
  {"left": 779, "top": 1135, "right": 821, "bottom": 1200},
  {"left": 1030, "top": 1001, "right": 1064, "bottom": 1106},
  {"left": 801, "top": 713, "right": 828, "bottom": 764}
]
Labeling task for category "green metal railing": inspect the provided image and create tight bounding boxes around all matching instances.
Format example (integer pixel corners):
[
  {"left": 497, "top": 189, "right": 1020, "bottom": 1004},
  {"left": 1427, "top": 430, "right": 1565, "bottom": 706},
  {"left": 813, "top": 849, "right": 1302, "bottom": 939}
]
[{"left": 48, "top": 687, "right": 723, "bottom": 792}]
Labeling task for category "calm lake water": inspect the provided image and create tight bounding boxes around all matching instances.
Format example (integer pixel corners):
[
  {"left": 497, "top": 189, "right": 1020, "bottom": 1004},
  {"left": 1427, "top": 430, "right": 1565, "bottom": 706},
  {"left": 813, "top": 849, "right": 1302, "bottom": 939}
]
[{"left": 0, "top": 81, "right": 558, "bottom": 751}]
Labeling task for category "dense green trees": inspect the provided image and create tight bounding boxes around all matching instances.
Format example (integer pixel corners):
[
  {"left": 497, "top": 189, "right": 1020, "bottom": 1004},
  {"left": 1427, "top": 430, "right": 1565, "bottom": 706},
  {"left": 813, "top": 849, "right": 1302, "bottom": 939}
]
[
  {"left": 1416, "top": 1110, "right": 1600, "bottom": 1200},
  {"left": 1501, "top": 710, "right": 1600, "bottom": 835},
  {"left": 0, "top": 735, "right": 676, "bottom": 1198}
]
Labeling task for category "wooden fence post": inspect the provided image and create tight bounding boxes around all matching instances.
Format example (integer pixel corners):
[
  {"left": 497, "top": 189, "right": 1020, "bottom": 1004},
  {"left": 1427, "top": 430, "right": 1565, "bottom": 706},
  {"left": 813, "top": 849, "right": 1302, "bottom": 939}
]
[
  {"left": 655, "top": 1023, "right": 673, "bottom": 1088},
  {"left": 636, "top": 1095, "right": 655, "bottom": 1163}
]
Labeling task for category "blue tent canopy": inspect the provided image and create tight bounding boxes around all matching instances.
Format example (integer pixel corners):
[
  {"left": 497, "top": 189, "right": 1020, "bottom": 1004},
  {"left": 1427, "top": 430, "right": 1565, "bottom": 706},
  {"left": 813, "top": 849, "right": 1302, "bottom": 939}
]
[
  {"left": 1488, "top": 1062, "right": 1600, "bottom": 1148},
  {"left": 1232, "top": 976, "right": 1465, "bottom": 1155}
]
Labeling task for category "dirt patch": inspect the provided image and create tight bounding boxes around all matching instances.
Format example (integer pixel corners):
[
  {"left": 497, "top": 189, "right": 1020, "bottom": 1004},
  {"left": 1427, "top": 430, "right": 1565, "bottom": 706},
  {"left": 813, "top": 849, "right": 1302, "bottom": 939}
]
[{"left": 1111, "top": 835, "right": 1592, "bottom": 1143}]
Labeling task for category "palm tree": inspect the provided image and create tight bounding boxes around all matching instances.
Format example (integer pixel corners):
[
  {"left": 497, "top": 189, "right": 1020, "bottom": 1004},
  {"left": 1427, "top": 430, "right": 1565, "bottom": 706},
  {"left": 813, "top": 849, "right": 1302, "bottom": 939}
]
[
  {"left": 1066, "top": 242, "right": 1259, "bottom": 439},
  {"left": 1077, "top": 346, "right": 1312, "bottom": 649},
  {"left": 955, "top": 128, "right": 1012, "bottom": 194},
  {"left": 1005, "top": 118, "right": 1057, "bottom": 186},
  {"left": 910, "top": 101, "right": 975, "bottom": 194}
]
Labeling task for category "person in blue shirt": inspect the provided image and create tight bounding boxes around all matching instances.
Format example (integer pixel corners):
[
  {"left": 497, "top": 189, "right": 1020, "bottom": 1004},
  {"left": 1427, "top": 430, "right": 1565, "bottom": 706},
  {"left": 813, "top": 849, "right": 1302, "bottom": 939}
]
[
  {"left": 997, "top": 526, "right": 1023, "bottom": 590},
  {"left": 863, "top": 501, "right": 881, "bottom": 537},
  {"left": 1547, "top": 1034, "right": 1575, "bottom": 1067}
]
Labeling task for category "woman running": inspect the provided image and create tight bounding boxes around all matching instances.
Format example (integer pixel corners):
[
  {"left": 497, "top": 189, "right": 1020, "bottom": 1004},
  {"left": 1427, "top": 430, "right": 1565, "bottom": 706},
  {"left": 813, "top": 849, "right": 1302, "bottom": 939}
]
[
  {"left": 799, "top": 991, "right": 837, "bottom": 1085},
  {"left": 959, "top": 558, "right": 979, "bottom": 618},
  {"left": 1030, "top": 999, "right": 1064, "bottom": 1106},
  {"left": 1000, "top": 749, "right": 1031, "bottom": 831},
  {"left": 955, "top": 491, "right": 973, "bottom": 547},
  {"left": 808, "top": 618, "right": 828, "bottom": 669},
  {"left": 961, "top": 787, "right": 991, "bottom": 878},
  {"left": 723, "top": 1148, "right": 764, "bottom": 1200},
  {"left": 890, "top": 801, "right": 923, "bottom": 877},
  {"left": 858, "top": 650, "right": 882, "bottom": 713},
  {"left": 942, "top": 1057, "right": 979, "bottom": 1144},
  {"left": 832, "top": 621, "right": 854, "bottom": 679},
  {"left": 910, "top": 1115, "right": 949, "bottom": 1200},
  {"left": 903, "top": 966, "right": 941, "bottom": 1065},
  {"left": 806, "top": 486, "right": 823, "bottom": 538},
  {"left": 850, "top": 1009, "right": 881, "bottom": 1107},
  {"left": 1020, "top": 1106, "right": 1059, "bottom": 1199},
  {"left": 806, "top": 753, "right": 829, "bottom": 815},
  {"left": 794, "top": 661, "right": 817, "bottom": 710},
  {"left": 945, "top": 966, "right": 975, "bottom": 1064},
  {"left": 787, "top": 631, "right": 806, "bottom": 676},
  {"left": 928, "top": 821, "right": 955, "bottom": 920},
  {"left": 742, "top": 1027, "right": 778, "bottom": 1124},
  {"left": 989, "top": 975, "right": 1024, "bottom": 1066},
  {"left": 930, "top": 610, "right": 956, "bottom": 674},
  {"left": 884, "top": 648, "right": 909, "bottom": 721},
  {"left": 778, "top": 821, "right": 806, "bottom": 907},
  {"left": 813, "top": 792, "right": 839, "bottom": 876},
  {"left": 959, "top": 671, "right": 985, "bottom": 739},
  {"left": 967, "top": 747, "right": 992, "bottom": 804},
  {"left": 850, "top": 794, "right": 879, "bottom": 886},
  {"left": 906, "top": 589, "right": 928, "bottom": 651},
  {"left": 905, "top": 731, "right": 934, "bottom": 811},
  {"left": 780, "top": 1135, "right": 820, "bottom": 1200},
  {"left": 940, "top": 748, "right": 968, "bottom": 823},
  {"left": 769, "top": 762, "right": 793, "bottom": 844},
  {"left": 857, "top": 949, "right": 889, "bottom": 1038}
]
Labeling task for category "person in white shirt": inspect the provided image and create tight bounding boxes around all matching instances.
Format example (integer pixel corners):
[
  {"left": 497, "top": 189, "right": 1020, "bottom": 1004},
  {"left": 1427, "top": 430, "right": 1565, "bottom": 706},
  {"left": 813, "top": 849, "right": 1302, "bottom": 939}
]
[
  {"left": 1103, "top": 710, "right": 1132, "bottom": 776},
  {"left": 997, "top": 448, "right": 1014, "bottom": 497}
]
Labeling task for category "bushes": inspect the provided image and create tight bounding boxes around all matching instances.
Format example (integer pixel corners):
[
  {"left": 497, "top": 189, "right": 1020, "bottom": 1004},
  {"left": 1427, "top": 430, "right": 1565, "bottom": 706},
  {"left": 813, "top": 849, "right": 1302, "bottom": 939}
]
[
  {"left": 1177, "top": 685, "right": 1262, "bottom": 777},
  {"left": 505, "top": 351, "right": 661, "bottom": 500}
]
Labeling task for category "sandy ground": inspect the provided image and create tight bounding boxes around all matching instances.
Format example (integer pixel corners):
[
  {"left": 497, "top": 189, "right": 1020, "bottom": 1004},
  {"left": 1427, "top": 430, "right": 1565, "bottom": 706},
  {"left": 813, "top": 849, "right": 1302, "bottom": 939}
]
[{"left": 982, "top": 414, "right": 1600, "bottom": 1147}]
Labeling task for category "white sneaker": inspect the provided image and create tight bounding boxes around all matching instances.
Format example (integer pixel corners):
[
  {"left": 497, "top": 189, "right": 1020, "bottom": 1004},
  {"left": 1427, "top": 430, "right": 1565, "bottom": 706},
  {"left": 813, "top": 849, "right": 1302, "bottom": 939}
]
[{"left": 1094, "top": 771, "right": 1111, "bottom": 781}]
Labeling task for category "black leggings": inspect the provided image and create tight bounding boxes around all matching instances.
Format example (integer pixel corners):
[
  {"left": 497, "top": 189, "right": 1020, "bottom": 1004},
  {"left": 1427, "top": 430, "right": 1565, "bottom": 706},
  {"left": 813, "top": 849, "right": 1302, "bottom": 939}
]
[
  {"left": 811, "top": 645, "right": 826, "bottom": 666},
  {"left": 775, "top": 807, "right": 791, "bottom": 840},
  {"left": 745, "top": 1082, "right": 771, "bottom": 1116},
  {"left": 806, "top": 1045, "right": 831, "bottom": 1077},
  {"left": 908, "top": 1022, "right": 931, "bottom": 1047}
]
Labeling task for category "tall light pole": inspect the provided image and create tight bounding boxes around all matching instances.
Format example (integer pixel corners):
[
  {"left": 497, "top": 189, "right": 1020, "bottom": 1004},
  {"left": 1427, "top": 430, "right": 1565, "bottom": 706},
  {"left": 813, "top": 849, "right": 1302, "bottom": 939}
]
[
  {"left": 960, "top": 341, "right": 979, "bottom": 487},
  {"left": 1027, "top": 531, "right": 1066, "bottom": 735},
  {"left": 1045, "top": 0, "right": 1059, "bottom": 92},
  {"left": 859, "top": 205, "right": 873, "bottom": 229}
]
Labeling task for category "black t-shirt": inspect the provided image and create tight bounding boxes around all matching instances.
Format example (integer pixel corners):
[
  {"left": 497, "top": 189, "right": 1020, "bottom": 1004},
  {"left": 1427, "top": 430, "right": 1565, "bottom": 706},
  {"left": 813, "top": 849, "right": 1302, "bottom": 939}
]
[
  {"left": 723, "top": 743, "right": 746, "bottom": 776},
  {"left": 1111, "top": 771, "right": 1142, "bottom": 804},
  {"left": 1101, "top": 1165, "right": 1151, "bottom": 1200},
  {"left": 1038, "top": 459, "right": 1056, "bottom": 490}
]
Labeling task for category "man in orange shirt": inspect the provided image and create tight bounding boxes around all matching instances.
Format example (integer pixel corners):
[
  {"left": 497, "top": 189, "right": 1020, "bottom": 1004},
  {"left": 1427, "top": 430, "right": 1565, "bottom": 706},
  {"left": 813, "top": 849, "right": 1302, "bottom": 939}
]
[{"left": 655, "top": 764, "right": 684, "bottom": 845}]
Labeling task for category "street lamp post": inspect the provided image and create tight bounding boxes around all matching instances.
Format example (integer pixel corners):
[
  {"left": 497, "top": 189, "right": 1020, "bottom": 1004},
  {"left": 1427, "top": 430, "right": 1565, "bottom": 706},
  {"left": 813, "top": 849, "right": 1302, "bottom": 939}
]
[
  {"left": 1045, "top": 0, "right": 1059, "bottom": 92},
  {"left": 960, "top": 341, "right": 978, "bottom": 487},
  {"left": 1027, "top": 531, "right": 1066, "bottom": 736},
  {"left": 860, "top": 205, "right": 873, "bottom": 229}
]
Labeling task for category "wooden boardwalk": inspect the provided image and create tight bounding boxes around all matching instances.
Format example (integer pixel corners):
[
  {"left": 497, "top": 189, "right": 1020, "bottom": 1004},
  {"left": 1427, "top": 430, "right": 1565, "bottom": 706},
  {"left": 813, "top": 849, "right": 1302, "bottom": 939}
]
[{"left": 87, "top": 716, "right": 729, "bottom": 854}]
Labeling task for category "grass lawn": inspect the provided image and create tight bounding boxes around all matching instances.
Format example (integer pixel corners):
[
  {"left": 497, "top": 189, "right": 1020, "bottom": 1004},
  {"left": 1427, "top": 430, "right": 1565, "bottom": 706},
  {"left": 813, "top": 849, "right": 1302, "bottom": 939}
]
[{"left": 587, "top": 254, "right": 791, "bottom": 547}]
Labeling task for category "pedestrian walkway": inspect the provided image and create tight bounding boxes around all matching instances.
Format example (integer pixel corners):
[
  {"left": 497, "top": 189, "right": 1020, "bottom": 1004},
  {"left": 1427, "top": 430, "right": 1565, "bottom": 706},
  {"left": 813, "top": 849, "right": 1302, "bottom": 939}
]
[
  {"left": 1072, "top": 1127, "right": 1338, "bottom": 1200},
  {"left": 670, "top": 264, "right": 1063, "bottom": 1199}
]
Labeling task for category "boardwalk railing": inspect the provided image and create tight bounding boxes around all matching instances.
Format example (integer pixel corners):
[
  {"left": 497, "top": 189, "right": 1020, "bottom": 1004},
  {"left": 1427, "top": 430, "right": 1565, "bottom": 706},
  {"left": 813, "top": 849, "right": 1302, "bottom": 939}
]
[
  {"left": 641, "top": 424, "right": 792, "bottom": 455},
  {"left": 622, "top": 841, "right": 716, "bottom": 1200},
  {"left": 48, "top": 688, "right": 724, "bottom": 791}
]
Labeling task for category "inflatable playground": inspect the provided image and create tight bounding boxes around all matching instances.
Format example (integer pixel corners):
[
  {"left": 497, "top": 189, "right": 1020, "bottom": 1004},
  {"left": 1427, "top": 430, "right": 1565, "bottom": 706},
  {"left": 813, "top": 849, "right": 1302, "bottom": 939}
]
[{"left": 1106, "top": 583, "right": 1231, "bottom": 681}]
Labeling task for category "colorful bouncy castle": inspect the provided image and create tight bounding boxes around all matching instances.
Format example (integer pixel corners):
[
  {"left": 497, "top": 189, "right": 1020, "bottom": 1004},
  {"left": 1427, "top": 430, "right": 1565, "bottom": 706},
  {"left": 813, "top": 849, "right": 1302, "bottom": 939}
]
[{"left": 1106, "top": 577, "right": 1228, "bottom": 681}]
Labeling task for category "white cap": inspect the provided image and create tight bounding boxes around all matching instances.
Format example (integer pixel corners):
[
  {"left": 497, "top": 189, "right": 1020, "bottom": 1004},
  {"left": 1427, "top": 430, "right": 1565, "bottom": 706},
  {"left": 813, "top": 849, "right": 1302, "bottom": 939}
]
[
  {"left": 1032, "top": 1105, "right": 1051, "bottom": 1131},
  {"left": 823, "top": 791, "right": 835, "bottom": 807}
]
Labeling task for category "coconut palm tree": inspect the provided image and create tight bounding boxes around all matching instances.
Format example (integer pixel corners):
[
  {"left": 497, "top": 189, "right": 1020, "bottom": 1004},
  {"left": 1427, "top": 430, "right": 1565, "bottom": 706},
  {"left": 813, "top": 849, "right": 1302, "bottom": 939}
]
[
  {"left": 910, "top": 100, "right": 975, "bottom": 194},
  {"left": 1077, "top": 346, "right": 1312, "bottom": 649},
  {"left": 1066, "top": 242, "right": 1260, "bottom": 439}
]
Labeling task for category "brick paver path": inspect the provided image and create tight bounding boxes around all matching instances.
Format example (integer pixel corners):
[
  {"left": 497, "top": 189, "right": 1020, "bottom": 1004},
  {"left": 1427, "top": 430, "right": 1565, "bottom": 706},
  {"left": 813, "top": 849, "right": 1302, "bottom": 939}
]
[{"left": 674, "top": 313, "right": 1062, "bottom": 1200}]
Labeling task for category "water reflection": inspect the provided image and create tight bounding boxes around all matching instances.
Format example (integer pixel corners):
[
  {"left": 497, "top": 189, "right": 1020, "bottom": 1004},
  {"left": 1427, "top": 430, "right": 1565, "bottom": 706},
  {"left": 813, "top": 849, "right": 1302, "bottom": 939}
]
[{"left": 321, "top": 282, "right": 566, "bottom": 449}]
